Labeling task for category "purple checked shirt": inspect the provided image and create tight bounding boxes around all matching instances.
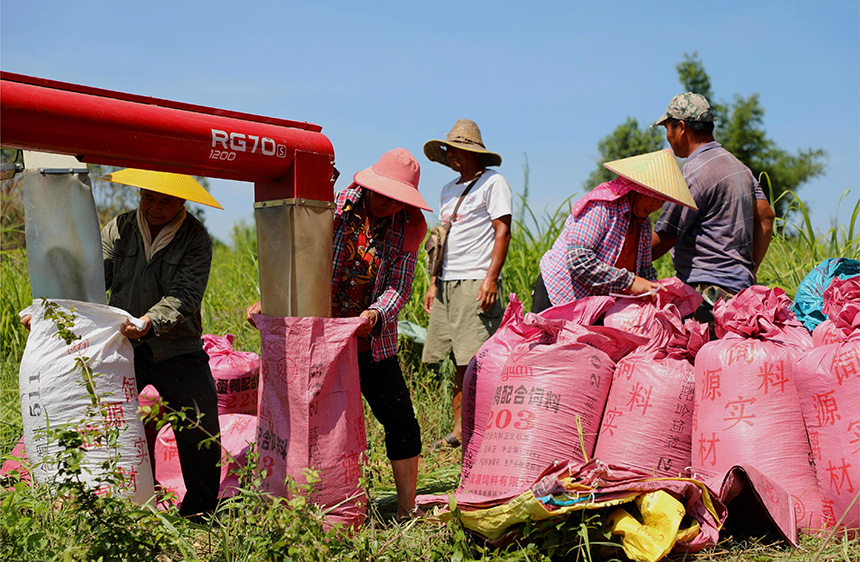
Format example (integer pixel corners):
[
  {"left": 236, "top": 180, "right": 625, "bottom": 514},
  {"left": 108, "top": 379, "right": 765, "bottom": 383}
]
[
  {"left": 539, "top": 195, "right": 657, "bottom": 305},
  {"left": 332, "top": 187, "right": 416, "bottom": 361}
]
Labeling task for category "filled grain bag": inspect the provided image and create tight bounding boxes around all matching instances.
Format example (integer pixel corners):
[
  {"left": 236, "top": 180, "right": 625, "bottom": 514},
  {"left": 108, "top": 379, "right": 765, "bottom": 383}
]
[
  {"left": 0, "top": 436, "right": 30, "bottom": 483},
  {"left": 595, "top": 309, "right": 707, "bottom": 477},
  {"left": 458, "top": 313, "right": 644, "bottom": 498},
  {"left": 461, "top": 296, "right": 527, "bottom": 459},
  {"left": 795, "top": 278, "right": 860, "bottom": 533},
  {"left": 18, "top": 299, "right": 154, "bottom": 504},
  {"left": 155, "top": 413, "right": 257, "bottom": 505},
  {"left": 812, "top": 276, "right": 860, "bottom": 347},
  {"left": 203, "top": 334, "right": 260, "bottom": 415},
  {"left": 460, "top": 294, "right": 614, "bottom": 486},
  {"left": 693, "top": 286, "right": 823, "bottom": 533},
  {"left": 603, "top": 277, "right": 702, "bottom": 336},
  {"left": 253, "top": 314, "right": 366, "bottom": 529},
  {"left": 813, "top": 320, "right": 842, "bottom": 347}
]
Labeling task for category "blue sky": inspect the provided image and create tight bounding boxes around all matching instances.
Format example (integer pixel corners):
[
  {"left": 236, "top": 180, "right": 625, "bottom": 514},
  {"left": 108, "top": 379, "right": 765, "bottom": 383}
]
[{"left": 3, "top": 1, "right": 858, "bottom": 243}]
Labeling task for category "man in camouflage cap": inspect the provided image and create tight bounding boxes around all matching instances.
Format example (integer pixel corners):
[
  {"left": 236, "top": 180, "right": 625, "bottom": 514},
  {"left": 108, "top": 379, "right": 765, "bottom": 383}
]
[
  {"left": 652, "top": 92, "right": 715, "bottom": 125},
  {"left": 651, "top": 92, "right": 776, "bottom": 328}
]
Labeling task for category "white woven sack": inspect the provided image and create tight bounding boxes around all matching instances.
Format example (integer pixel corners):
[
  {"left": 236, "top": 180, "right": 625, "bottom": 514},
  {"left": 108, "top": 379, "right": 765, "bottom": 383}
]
[{"left": 19, "top": 299, "right": 154, "bottom": 504}]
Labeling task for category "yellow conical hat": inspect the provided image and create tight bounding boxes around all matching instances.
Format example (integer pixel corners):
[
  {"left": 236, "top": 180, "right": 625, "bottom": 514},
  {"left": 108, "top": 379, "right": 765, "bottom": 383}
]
[
  {"left": 603, "top": 149, "right": 697, "bottom": 210},
  {"left": 101, "top": 168, "right": 223, "bottom": 209}
]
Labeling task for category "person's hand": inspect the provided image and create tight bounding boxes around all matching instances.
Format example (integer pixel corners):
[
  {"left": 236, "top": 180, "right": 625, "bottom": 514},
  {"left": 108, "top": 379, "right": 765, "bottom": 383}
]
[
  {"left": 20, "top": 314, "right": 31, "bottom": 331},
  {"left": 423, "top": 285, "right": 437, "bottom": 314},
  {"left": 629, "top": 276, "right": 661, "bottom": 301},
  {"left": 245, "top": 301, "right": 262, "bottom": 328},
  {"left": 356, "top": 309, "right": 379, "bottom": 338},
  {"left": 121, "top": 315, "right": 152, "bottom": 339},
  {"left": 476, "top": 277, "right": 498, "bottom": 312}
]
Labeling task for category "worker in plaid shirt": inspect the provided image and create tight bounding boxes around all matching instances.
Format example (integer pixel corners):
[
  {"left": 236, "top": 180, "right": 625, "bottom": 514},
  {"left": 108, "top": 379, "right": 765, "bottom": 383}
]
[
  {"left": 533, "top": 150, "right": 696, "bottom": 312},
  {"left": 247, "top": 148, "right": 431, "bottom": 520}
]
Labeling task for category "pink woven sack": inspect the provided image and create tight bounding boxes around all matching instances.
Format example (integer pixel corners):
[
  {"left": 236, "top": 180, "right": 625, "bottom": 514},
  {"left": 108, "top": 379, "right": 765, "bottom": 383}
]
[
  {"left": 155, "top": 413, "right": 257, "bottom": 505},
  {"left": 203, "top": 334, "right": 260, "bottom": 416},
  {"left": 460, "top": 295, "right": 615, "bottom": 486},
  {"left": 253, "top": 315, "right": 366, "bottom": 529},
  {"left": 795, "top": 340, "right": 860, "bottom": 533},
  {"left": 714, "top": 285, "right": 812, "bottom": 351},
  {"left": 460, "top": 295, "right": 530, "bottom": 486},
  {"left": 137, "top": 384, "right": 163, "bottom": 420},
  {"left": 594, "top": 310, "right": 707, "bottom": 477},
  {"left": 693, "top": 286, "right": 823, "bottom": 533},
  {"left": 794, "top": 277, "right": 860, "bottom": 533},
  {"left": 458, "top": 314, "right": 643, "bottom": 498},
  {"left": 813, "top": 321, "right": 842, "bottom": 347},
  {"left": 814, "top": 277, "right": 860, "bottom": 348},
  {"left": 0, "top": 436, "right": 29, "bottom": 483},
  {"left": 603, "top": 277, "right": 703, "bottom": 335}
]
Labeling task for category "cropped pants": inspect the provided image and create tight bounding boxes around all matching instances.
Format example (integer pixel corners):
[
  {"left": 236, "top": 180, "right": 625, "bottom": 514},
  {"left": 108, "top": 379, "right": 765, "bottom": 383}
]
[{"left": 358, "top": 351, "right": 422, "bottom": 461}]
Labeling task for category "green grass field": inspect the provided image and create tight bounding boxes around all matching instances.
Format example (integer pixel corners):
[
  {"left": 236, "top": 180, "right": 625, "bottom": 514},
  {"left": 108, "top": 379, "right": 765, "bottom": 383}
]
[{"left": 1, "top": 194, "right": 859, "bottom": 561}]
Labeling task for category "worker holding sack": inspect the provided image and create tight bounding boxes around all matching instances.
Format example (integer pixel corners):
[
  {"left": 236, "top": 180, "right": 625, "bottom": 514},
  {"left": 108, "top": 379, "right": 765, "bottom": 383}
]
[
  {"left": 20, "top": 169, "right": 224, "bottom": 516},
  {"left": 247, "top": 148, "right": 429, "bottom": 520},
  {"left": 100, "top": 169, "right": 223, "bottom": 517},
  {"left": 533, "top": 149, "right": 696, "bottom": 311}
]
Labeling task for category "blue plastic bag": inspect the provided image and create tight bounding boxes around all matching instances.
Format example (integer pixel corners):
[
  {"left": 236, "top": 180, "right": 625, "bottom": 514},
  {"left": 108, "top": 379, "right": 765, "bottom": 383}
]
[{"left": 791, "top": 258, "right": 860, "bottom": 331}]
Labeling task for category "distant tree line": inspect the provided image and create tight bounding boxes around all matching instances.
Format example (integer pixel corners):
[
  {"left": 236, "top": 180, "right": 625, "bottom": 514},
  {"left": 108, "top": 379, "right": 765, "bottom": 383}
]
[{"left": 586, "top": 52, "right": 826, "bottom": 218}]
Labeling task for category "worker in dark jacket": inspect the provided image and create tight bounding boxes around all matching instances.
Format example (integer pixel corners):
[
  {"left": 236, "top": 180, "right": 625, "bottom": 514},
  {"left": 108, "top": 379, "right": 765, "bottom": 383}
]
[{"left": 101, "top": 168, "right": 223, "bottom": 517}]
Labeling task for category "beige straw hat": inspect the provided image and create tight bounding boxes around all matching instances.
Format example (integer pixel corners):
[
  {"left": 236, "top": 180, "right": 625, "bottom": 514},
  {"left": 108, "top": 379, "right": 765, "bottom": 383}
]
[
  {"left": 101, "top": 168, "right": 223, "bottom": 209},
  {"left": 603, "top": 149, "right": 697, "bottom": 210},
  {"left": 423, "top": 119, "right": 502, "bottom": 168}
]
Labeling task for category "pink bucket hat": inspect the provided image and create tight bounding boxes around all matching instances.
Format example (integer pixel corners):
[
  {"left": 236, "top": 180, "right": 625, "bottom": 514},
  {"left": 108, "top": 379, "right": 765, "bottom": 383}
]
[{"left": 352, "top": 148, "right": 432, "bottom": 212}]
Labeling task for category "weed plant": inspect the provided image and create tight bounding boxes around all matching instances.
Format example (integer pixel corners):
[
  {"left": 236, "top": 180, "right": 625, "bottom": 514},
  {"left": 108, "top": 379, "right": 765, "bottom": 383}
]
[{"left": 2, "top": 195, "right": 860, "bottom": 560}]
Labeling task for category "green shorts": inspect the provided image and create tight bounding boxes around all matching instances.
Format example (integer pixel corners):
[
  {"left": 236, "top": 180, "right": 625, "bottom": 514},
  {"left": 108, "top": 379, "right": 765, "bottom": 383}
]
[{"left": 422, "top": 278, "right": 504, "bottom": 366}]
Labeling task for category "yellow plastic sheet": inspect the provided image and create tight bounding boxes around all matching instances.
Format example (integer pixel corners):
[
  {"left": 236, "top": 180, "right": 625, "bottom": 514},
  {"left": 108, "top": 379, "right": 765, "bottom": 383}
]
[
  {"left": 434, "top": 481, "right": 717, "bottom": 562},
  {"left": 605, "top": 490, "right": 686, "bottom": 562},
  {"left": 437, "top": 490, "right": 637, "bottom": 540}
]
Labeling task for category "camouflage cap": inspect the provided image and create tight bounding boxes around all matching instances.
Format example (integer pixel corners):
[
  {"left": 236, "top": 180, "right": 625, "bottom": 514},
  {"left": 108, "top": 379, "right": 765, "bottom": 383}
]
[{"left": 651, "top": 92, "right": 716, "bottom": 127}]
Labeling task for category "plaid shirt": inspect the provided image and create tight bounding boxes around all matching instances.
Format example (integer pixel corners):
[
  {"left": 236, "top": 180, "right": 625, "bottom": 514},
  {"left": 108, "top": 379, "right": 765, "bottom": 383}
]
[
  {"left": 332, "top": 188, "right": 416, "bottom": 361},
  {"left": 539, "top": 195, "right": 657, "bottom": 304}
]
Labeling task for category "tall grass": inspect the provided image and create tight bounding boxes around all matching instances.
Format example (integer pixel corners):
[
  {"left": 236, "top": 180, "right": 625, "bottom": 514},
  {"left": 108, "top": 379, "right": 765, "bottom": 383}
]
[
  {"left": 202, "top": 221, "right": 262, "bottom": 353},
  {"left": 757, "top": 188, "right": 860, "bottom": 297},
  {"left": 0, "top": 249, "right": 29, "bottom": 457},
  {"left": 0, "top": 249, "right": 30, "bottom": 361}
]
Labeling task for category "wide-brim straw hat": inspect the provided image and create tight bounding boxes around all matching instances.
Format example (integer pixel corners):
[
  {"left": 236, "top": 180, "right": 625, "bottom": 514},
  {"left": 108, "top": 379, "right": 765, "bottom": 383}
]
[
  {"left": 101, "top": 168, "right": 223, "bottom": 209},
  {"left": 424, "top": 119, "right": 502, "bottom": 168},
  {"left": 352, "top": 148, "right": 432, "bottom": 212},
  {"left": 603, "top": 149, "right": 697, "bottom": 210}
]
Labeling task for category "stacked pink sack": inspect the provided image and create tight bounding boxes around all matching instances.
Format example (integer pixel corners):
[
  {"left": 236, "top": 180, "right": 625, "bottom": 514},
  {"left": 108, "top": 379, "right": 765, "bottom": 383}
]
[
  {"left": 596, "top": 278, "right": 708, "bottom": 477},
  {"left": 137, "top": 334, "right": 260, "bottom": 421},
  {"left": 794, "top": 276, "right": 860, "bottom": 534},
  {"left": 459, "top": 294, "right": 614, "bottom": 488},
  {"left": 155, "top": 413, "right": 257, "bottom": 506},
  {"left": 692, "top": 285, "right": 823, "bottom": 534},
  {"left": 203, "top": 334, "right": 260, "bottom": 416},
  {"left": 458, "top": 310, "right": 645, "bottom": 498}
]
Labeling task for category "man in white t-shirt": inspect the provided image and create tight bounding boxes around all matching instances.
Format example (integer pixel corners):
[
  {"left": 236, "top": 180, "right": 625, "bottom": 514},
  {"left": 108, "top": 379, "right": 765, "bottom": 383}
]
[{"left": 422, "top": 119, "right": 513, "bottom": 449}]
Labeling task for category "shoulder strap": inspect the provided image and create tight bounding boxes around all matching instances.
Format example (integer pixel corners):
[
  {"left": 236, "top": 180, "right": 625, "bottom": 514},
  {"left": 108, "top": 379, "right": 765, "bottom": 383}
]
[{"left": 449, "top": 173, "right": 483, "bottom": 223}]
